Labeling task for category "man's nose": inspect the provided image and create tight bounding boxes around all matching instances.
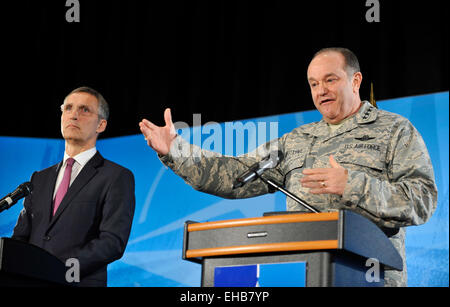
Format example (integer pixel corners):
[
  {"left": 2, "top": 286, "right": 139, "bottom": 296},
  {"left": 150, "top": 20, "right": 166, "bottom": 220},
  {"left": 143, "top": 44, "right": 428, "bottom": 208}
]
[
  {"left": 318, "top": 82, "right": 329, "bottom": 95},
  {"left": 70, "top": 112, "right": 79, "bottom": 120}
]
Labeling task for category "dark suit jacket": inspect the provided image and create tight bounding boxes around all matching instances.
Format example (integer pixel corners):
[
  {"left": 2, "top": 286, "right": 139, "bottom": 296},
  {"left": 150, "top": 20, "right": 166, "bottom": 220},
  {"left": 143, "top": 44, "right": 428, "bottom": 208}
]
[{"left": 12, "top": 151, "right": 135, "bottom": 287}]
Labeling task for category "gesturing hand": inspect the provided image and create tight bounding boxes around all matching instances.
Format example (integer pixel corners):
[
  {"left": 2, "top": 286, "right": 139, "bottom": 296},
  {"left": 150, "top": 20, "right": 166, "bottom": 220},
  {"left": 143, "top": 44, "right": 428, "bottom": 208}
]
[
  {"left": 139, "top": 108, "right": 177, "bottom": 156},
  {"left": 301, "top": 155, "right": 348, "bottom": 195}
]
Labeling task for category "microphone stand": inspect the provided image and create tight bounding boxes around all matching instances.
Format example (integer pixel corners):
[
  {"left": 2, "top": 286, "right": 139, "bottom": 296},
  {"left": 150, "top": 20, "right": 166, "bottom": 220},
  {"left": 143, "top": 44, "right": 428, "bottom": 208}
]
[{"left": 257, "top": 175, "right": 321, "bottom": 214}]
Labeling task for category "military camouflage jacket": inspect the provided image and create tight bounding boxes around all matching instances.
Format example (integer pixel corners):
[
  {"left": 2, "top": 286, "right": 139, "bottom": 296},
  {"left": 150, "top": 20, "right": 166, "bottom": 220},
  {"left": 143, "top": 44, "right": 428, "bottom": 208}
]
[
  {"left": 161, "top": 101, "right": 437, "bottom": 229},
  {"left": 160, "top": 101, "right": 437, "bottom": 286}
]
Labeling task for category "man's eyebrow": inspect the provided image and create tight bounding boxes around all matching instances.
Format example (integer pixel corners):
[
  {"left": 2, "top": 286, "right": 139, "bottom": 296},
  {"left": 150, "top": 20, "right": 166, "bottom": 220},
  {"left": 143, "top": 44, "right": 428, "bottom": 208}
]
[
  {"left": 63, "top": 103, "right": 92, "bottom": 111},
  {"left": 324, "top": 73, "right": 339, "bottom": 78},
  {"left": 308, "top": 73, "right": 339, "bottom": 82}
]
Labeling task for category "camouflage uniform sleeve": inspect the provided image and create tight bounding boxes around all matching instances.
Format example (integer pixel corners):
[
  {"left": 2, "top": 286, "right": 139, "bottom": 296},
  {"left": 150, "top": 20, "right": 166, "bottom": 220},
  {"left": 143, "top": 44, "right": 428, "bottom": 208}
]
[
  {"left": 342, "top": 120, "right": 438, "bottom": 228},
  {"left": 159, "top": 135, "right": 285, "bottom": 199}
]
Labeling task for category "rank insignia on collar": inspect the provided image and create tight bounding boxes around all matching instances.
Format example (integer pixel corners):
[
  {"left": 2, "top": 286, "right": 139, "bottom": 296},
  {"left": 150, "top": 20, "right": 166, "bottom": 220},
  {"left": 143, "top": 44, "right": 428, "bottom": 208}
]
[{"left": 355, "top": 135, "right": 376, "bottom": 141}]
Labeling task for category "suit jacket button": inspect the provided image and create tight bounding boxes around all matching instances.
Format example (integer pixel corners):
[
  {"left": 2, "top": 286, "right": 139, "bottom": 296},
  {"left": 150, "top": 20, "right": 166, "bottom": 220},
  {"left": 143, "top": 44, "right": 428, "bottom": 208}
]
[{"left": 44, "top": 236, "right": 51, "bottom": 241}]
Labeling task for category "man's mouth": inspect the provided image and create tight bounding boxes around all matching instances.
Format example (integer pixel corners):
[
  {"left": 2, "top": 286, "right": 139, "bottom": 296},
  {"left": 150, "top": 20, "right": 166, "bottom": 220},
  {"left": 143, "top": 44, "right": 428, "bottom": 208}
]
[{"left": 320, "top": 98, "right": 335, "bottom": 105}]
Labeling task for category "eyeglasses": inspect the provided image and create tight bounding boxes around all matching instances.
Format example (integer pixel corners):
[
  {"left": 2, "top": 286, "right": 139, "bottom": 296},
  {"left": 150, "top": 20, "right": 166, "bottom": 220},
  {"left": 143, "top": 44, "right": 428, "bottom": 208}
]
[{"left": 60, "top": 104, "right": 98, "bottom": 117}]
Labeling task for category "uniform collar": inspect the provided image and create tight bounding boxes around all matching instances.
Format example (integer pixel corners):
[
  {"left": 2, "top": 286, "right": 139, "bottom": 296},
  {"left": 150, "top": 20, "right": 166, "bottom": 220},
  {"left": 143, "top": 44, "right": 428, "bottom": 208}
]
[
  {"left": 355, "top": 101, "right": 378, "bottom": 124},
  {"left": 300, "top": 101, "right": 378, "bottom": 138}
]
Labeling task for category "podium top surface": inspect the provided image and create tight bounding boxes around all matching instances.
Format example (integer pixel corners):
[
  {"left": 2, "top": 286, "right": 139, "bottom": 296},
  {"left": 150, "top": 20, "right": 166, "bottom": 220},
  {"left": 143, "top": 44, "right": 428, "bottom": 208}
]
[
  {"left": 187, "top": 211, "right": 339, "bottom": 232},
  {"left": 184, "top": 210, "right": 403, "bottom": 271}
]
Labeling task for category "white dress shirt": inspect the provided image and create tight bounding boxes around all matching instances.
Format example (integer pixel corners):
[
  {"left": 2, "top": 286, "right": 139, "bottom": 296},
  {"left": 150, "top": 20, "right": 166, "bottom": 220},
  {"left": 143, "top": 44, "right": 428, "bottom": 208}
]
[{"left": 53, "top": 147, "right": 97, "bottom": 200}]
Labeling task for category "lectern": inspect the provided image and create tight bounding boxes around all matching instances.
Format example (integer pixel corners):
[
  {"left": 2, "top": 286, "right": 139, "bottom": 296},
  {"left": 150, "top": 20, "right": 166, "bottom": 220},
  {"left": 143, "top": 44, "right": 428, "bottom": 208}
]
[
  {"left": 183, "top": 210, "right": 402, "bottom": 287},
  {"left": 0, "top": 238, "right": 69, "bottom": 286}
]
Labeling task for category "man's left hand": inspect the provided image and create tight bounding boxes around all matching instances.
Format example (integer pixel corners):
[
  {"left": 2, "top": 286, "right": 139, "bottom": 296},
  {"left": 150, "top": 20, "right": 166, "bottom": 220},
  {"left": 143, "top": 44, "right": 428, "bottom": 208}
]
[{"left": 301, "top": 155, "right": 348, "bottom": 195}]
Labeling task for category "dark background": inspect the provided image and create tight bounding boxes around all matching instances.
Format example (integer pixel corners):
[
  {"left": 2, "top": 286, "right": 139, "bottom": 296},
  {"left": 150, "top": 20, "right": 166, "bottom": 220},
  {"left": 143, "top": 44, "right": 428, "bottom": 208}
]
[{"left": 2, "top": 0, "right": 448, "bottom": 139}]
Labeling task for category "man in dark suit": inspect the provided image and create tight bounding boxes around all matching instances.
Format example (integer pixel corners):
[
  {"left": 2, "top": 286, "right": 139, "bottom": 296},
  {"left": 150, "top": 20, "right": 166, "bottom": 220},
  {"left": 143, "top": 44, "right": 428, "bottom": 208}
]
[{"left": 12, "top": 87, "right": 135, "bottom": 287}]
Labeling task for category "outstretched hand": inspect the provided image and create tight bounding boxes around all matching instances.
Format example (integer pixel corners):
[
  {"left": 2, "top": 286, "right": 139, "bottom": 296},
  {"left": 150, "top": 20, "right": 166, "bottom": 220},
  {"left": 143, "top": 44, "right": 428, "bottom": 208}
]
[{"left": 139, "top": 108, "right": 177, "bottom": 156}]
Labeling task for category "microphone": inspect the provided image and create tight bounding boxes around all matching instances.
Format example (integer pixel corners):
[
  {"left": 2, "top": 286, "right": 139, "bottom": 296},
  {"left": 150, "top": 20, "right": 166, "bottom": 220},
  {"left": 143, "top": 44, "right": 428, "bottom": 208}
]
[
  {"left": 233, "top": 151, "right": 284, "bottom": 189},
  {"left": 0, "top": 182, "right": 33, "bottom": 213}
]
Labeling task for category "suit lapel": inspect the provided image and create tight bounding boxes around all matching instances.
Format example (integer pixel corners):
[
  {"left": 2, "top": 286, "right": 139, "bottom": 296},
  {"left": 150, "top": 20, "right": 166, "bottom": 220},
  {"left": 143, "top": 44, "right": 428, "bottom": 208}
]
[{"left": 48, "top": 152, "right": 104, "bottom": 230}]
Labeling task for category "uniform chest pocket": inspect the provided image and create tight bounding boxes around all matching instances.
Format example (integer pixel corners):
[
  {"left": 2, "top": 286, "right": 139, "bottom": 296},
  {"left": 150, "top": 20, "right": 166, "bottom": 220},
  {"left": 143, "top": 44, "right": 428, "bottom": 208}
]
[
  {"left": 280, "top": 151, "right": 307, "bottom": 176},
  {"left": 335, "top": 143, "right": 387, "bottom": 173}
]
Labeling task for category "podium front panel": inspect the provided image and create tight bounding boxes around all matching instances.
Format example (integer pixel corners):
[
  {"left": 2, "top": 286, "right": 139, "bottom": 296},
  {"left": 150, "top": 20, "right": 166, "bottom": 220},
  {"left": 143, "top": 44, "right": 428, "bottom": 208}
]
[{"left": 202, "top": 251, "right": 384, "bottom": 287}]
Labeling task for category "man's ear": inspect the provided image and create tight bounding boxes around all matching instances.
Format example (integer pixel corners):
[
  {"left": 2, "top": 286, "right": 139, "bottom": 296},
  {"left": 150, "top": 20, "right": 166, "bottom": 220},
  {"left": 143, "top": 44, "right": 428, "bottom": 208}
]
[
  {"left": 96, "top": 119, "right": 107, "bottom": 134},
  {"left": 352, "top": 72, "right": 363, "bottom": 93}
]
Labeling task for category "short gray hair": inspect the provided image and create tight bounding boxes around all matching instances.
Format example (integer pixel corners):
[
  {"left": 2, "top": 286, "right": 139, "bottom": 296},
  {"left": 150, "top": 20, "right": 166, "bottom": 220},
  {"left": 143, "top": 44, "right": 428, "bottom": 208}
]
[
  {"left": 64, "top": 86, "right": 110, "bottom": 120},
  {"left": 312, "top": 47, "right": 361, "bottom": 77}
]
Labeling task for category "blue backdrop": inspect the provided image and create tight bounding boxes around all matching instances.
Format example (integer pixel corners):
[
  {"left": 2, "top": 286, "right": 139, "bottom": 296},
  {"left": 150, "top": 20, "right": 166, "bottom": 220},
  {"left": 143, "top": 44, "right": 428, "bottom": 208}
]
[{"left": 0, "top": 92, "right": 448, "bottom": 287}]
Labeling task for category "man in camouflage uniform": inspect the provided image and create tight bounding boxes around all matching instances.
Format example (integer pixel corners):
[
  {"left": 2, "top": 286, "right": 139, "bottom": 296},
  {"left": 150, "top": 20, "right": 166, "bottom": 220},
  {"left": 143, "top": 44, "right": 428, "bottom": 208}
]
[{"left": 139, "top": 47, "right": 437, "bottom": 287}]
